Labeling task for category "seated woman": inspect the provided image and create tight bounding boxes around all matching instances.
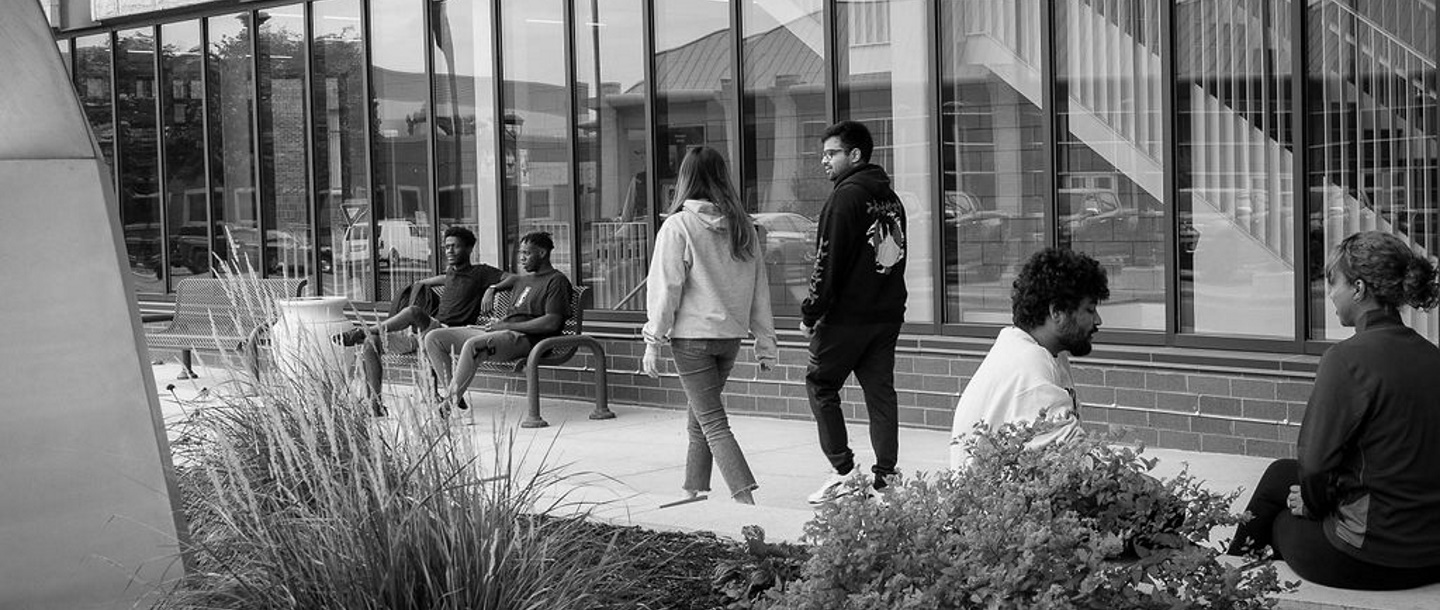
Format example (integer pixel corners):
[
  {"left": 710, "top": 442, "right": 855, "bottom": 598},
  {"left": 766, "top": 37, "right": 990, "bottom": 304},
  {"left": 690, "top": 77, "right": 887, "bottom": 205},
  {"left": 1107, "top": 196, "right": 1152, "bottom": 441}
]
[{"left": 1227, "top": 231, "right": 1440, "bottom": 590}]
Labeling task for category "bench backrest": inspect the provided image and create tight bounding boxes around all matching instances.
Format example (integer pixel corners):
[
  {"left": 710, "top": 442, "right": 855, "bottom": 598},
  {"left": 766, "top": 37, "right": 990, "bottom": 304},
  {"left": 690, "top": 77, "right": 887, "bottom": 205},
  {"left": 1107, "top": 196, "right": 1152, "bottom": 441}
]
[
  {"left": 166, "top": 276, "right": 309, "bottom": 338},
  {"left": 487, "top": 285, "right": 585, "bottom": 331},
  {"left": 488, "top": 284, "right": 587, "bottom": 362}
]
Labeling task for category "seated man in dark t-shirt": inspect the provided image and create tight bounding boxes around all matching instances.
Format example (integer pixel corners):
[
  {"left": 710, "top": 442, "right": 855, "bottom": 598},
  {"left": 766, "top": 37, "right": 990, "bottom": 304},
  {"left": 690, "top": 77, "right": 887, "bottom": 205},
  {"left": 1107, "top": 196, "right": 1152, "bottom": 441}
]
[
  {"left": 423, "top": 230, "right": 572, "bottom": 413},
  {"left": 335, "top": 226, "right": 504, "bottom": 414}
]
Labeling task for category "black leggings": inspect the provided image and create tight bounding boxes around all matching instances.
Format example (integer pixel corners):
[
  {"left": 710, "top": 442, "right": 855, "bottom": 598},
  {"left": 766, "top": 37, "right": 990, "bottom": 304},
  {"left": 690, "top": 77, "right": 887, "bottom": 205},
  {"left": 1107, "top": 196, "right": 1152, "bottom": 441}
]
[{"left": 1229, "top": 459, "right": 1440, "bottom": 590}]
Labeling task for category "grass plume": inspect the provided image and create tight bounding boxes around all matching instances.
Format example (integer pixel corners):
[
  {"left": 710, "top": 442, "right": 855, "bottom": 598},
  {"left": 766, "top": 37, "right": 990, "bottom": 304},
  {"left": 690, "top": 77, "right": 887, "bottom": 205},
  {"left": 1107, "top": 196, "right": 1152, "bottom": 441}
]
[{"left": 157, "top": 263, "right": 634, "bottom": 609}]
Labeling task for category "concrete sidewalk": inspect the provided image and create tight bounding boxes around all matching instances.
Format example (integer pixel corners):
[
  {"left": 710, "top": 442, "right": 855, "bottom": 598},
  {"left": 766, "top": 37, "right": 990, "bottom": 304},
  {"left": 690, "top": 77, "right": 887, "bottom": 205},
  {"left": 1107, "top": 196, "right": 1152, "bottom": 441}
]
[{"left": 150, "top": 361, "right": 1439, "bottom": 610}]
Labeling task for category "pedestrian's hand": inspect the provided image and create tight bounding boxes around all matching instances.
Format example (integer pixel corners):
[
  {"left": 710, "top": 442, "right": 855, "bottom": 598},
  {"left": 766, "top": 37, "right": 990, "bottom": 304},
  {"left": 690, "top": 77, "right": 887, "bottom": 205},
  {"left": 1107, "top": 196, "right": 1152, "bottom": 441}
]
[
  {"left": 1287, "top": 485, "right": 1306, "bottom": 517},
  {"left": 799, "top": 321, "right": 814, "bottom": 338},
  {"left": 642, "top": 346, "right": 660, "bottom": 378}
]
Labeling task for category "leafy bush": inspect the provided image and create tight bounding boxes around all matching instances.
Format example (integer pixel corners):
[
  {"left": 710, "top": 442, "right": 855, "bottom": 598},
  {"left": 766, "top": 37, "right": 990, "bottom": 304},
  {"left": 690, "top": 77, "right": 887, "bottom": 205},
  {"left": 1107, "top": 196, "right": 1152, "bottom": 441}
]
[
  {"left": 155, "top": 273, "right": 637, "bottom": 609},
  {"left": 761, "top": 422, "right": 1292, "bottom": 610},
  {"left": 712, "top": 525, "right": 808, "bottom": 608}
]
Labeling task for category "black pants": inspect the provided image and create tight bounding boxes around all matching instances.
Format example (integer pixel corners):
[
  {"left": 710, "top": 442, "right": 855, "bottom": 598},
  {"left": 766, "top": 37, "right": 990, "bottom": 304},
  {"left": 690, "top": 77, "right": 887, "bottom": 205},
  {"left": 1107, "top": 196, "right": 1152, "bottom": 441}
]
[
  {"left": 1229, "top": 458, "right": 1440, "bottom": 590},
  {"left": 805, "top": 321, "right": 902, "bottom": 480}
]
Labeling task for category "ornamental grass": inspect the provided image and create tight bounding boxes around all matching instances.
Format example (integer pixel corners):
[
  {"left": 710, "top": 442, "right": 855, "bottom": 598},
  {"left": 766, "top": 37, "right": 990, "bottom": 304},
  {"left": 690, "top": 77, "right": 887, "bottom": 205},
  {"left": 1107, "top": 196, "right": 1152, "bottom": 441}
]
[{"left": 154, "top": 266, "right": 633, "bottom": 609}]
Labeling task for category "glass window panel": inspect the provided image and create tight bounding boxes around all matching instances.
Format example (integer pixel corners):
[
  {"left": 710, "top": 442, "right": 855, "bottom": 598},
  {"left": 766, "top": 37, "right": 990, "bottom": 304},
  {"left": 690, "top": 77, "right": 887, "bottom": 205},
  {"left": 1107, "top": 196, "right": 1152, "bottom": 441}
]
[
  {"left": 501, "top": 0, "right": 575, "bottom": 279},
  {"left": 940, "top": 0, "right": 1047, "bottom": 325},
  {"left": 1054, "top": 0, "right": 1166, "bottom": 331},
  {"left": 744, "top": 0, "right": 826, "bottom": 315},
  {"left": 654, "top": 0, "right": 737, "bottom": 215},
  {"left": 117, "top": 27, "right": 164, "bottom": 292},
  {"left": 432, "top": 0, "right": 501, "bottom": 269},
  {"left": 837, "top": 0, "right": 936, "bottom": 323},
  {"left": 312, "top": 0, "right": 371, "bottom": 300},
  {"left": 207, "top": 13, "right": 259, "bottom": 273},
  {"left": 576, "top": 0, "right": 649, "bottom": 311},
  {"left": 160, "top": 21, "right": 208, "bottom": 286},
  {"left": 1306, "top": 0, "right": 1439, "bottom": 341},
  {"left": 257, "top": 7, "right": 311, "bottom": 281},
  {"left": 58, "top": 38, "right": 72, "bottom": 77},
  {"left": 372, "top": 0, "right": 435, "bottom": 300},
  {"left": 1176, "top": 0, "right": 1296, "bottom": 338},
  {"left": 75, "top": 34, "right": 115, "bottom": 177}
]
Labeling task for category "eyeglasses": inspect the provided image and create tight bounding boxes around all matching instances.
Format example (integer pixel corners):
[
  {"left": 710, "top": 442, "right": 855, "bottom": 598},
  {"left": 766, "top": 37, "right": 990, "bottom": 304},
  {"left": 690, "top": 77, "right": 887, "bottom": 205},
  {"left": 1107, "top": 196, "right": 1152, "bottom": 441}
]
[{"left": 821, "top": 148, "right": 849, "bottom": 159}]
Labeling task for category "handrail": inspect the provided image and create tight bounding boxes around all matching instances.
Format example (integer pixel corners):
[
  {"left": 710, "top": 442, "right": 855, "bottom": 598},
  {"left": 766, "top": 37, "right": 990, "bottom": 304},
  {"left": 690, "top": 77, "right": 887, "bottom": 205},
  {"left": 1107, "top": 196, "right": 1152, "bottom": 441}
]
[{"left": 1331, "top": 1, "right": 1437, "bottom": 70}]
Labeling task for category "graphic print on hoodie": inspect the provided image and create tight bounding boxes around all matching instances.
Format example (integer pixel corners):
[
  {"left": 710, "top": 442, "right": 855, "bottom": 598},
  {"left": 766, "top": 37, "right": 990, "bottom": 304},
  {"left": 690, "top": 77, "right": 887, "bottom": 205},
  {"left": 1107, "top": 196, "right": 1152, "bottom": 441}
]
[
  {"left": 802, "top": 163, "right": 908, "bottom": 327},
  {"left": 866, "top": 199, "right": 906, "bottom": 274}
]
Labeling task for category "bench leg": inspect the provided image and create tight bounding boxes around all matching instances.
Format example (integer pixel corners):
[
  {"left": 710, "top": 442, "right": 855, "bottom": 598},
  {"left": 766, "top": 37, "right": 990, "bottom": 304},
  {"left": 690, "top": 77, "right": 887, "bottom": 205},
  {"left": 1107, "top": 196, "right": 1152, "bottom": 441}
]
[
  {"left": 587, "top": 353, "right": 614, "bottom": 421},
  {"left": 520, "top": 339, "right": 614, "bottom": 428},
  {"left": 178, "top": 349, "right": 198, "bottom": 379},
  {"left": 521, "top": 362, "right": 548, "bottom": 428}
]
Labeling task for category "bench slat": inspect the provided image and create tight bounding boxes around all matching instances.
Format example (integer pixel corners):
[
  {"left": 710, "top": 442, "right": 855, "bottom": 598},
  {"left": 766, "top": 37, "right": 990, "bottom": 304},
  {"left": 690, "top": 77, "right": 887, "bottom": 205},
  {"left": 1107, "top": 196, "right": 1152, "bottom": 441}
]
[{"left": 145, "top": 276, "right": 308, "bottom": 377}]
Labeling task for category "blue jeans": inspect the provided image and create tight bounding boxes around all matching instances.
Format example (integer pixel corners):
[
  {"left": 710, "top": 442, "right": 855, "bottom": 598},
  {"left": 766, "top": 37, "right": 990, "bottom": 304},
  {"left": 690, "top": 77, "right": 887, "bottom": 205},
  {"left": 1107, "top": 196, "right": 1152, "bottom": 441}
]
[{"left": 671, "top": 338, "right": 757, "bottom": 498}]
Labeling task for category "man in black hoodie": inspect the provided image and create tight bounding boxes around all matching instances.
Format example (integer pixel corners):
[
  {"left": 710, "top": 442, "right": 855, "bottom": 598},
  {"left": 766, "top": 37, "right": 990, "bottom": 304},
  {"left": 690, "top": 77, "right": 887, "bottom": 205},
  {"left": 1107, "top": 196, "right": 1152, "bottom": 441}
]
[{"left": 801, "top": 120, "right": 907, "bottom": 505}]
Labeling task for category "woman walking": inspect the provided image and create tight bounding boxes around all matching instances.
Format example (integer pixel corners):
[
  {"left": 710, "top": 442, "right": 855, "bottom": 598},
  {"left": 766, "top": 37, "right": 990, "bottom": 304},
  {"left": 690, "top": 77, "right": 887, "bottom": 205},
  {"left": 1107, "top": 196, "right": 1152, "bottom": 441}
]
[
  {"left": 1227, "top": 231, "right": 1440, "bottom": 589},
  {"left": 642, "top": 146, "right": 778, "bottom": 505}
]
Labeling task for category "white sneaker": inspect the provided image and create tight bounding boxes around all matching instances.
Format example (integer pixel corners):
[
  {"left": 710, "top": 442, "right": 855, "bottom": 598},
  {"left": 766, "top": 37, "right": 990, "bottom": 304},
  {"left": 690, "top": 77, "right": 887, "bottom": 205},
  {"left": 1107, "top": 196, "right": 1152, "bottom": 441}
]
[
  {"left": 861, "top": 485, "right": 888, "bottom": 505},
  {"left": 806, "top": 469, "right": 859, "bottom": 505},
  {"left": 863, "top": 475, "right": 896, "bottom": 505}
]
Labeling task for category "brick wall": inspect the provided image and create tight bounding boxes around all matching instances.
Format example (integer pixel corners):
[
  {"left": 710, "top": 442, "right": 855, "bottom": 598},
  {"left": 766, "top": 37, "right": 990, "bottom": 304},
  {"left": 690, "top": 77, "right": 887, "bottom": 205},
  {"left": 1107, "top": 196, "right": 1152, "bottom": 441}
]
[
  {"left": 138, "top": 289, "right": 1316, "bottom": 460},
  {"left": 467, "top": 325, "right": 1317, "bottom": 459}
]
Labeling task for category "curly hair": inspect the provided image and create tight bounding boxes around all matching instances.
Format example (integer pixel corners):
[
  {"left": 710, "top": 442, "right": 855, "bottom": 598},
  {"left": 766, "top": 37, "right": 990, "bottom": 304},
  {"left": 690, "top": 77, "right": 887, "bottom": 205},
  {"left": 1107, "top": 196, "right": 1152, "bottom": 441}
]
[
  {"left": 443, "top": 225, "right": 477, "bottom": 249},
  {"left": 1326, "top": 231, "right": 1439, "bottom": 311},
  {"left": 1011, "top": 248, "right": 1110, "bottom": 330}
]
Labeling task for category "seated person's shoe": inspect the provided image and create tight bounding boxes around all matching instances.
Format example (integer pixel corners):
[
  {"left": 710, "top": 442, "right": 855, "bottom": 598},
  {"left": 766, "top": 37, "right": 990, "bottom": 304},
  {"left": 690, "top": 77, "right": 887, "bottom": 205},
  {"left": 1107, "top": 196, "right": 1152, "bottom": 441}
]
[
  {"left": 363, "top": 396, "right": 387, "bottom": 417},
  {"left": 332, "top": 327, "right": 368, "bottom": 347},
  {"left": 436, "top": 395, "right": 456, "bottom": 419}
]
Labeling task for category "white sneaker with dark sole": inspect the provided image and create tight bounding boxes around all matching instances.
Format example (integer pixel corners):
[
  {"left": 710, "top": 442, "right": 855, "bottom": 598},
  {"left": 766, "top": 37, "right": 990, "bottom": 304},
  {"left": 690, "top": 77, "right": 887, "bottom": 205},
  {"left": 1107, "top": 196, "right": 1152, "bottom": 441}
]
[{"left": 806, "top": 469, "right": 860, "bottom": 505}]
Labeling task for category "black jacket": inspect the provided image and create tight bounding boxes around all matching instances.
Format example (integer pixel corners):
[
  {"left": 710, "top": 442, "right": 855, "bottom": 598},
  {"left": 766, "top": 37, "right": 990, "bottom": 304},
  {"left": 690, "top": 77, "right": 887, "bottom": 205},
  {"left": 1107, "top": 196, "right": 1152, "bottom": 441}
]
[
  {"left": 801, "top": 163, "right": 907, "bottom": 326},
  {"left": 1299, "top": 308, "right": 1440, "bottom": 567}
]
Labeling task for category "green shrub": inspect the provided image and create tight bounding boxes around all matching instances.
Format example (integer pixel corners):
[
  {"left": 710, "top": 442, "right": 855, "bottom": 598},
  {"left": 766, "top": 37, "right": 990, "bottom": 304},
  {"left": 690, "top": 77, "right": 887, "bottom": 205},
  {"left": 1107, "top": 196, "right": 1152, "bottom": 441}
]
[
  {"left": 762, "top": 423, "right": 1292, "bottom": 610},
  {"left": 156, "top": 273, "right": 636, "bottom": 609},
  {"left": 712, "top": 525, "right": 808, "bottom": 608}
]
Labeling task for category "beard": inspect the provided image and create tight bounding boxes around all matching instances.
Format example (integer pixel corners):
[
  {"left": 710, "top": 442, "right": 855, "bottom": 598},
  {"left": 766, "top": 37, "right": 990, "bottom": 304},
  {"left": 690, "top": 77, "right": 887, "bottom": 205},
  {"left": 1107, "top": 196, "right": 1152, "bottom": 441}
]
[{"left": 1057, "top": 316, "right": 1095, "bottom": 357}]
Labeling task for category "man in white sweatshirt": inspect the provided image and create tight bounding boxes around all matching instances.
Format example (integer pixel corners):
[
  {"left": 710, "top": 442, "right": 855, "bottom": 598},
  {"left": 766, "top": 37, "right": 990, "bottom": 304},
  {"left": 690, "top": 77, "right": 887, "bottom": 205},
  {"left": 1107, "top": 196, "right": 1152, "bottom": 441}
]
[{"left": 949, "top": 248, "right": 1110, "bottom": 469}]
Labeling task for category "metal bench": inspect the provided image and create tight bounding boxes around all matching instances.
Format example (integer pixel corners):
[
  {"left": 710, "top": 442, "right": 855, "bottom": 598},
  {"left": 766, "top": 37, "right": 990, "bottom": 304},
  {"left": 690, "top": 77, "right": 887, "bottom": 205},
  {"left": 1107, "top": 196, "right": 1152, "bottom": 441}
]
[
  {"left": 383, "top": 284, "right": 613, "bottom": 428},
  {"left": 143, "top": 276, "right": 309, "bottom": 379}
]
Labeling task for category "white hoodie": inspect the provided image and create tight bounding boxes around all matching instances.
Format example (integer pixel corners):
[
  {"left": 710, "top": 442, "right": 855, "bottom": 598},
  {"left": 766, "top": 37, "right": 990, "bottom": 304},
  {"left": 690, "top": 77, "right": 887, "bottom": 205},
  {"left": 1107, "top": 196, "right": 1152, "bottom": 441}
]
[{"left": 643, "top": 200, "right": 778, "bottom": 366}]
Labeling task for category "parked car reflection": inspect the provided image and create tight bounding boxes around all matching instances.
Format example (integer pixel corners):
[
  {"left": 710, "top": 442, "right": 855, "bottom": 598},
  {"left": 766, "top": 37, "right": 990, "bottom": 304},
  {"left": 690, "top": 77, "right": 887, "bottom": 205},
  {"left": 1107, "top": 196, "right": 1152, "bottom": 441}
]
[
  {"left": 753, "top": 212, "right": 816, "bottom": 266},
  {"left": 943, "top": 190, "right": 1007, "bottom": 282},
  {"left": 752, "top": 212, "right": 817, "bottom": 308},
  {"left": 124, "top": 222, "right": 164, "bottom": 279},
  {"left": 169, "top": 224, "right": 319, "bottom": 275},
  {"left": 1057, "top": 188, "right": 1144, "bottom": 265},
  {"left": 336, "top": 219, "right": 432, "bottom": 269}
]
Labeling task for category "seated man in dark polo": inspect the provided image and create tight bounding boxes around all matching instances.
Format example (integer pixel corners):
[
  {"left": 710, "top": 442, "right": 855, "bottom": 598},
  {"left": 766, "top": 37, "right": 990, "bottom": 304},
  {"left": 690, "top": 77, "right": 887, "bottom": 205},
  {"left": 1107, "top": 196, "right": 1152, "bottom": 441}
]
[
  {"left": 423, "top": 230, "right": 572, "bottom": 414},
  {"left": 335, "top": 226, "right": 504, "bottom": 415}
]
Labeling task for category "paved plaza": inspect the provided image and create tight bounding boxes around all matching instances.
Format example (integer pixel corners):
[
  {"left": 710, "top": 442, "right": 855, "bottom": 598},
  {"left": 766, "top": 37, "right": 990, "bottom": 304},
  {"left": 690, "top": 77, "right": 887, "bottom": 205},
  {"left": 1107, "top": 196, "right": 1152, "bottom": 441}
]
[{"left": 151, "top": 360, "right": 1439, "bottom": 610}]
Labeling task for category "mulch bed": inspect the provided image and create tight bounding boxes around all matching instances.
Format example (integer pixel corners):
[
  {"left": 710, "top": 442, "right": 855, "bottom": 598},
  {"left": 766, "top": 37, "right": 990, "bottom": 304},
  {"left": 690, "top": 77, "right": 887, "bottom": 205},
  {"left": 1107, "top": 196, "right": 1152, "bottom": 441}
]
[{"left": 584, "top": 522, "right": 802, "bottom": 610}]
